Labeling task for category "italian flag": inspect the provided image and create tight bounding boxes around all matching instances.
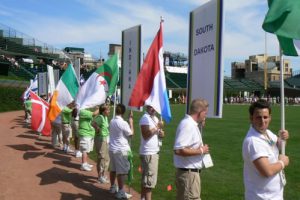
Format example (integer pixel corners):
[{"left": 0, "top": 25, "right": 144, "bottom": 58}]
[
  {"left": 76, "top": 54, "right": 119, "bottom": 109},
  {"left": 48, "top": 64, "right": 79, "bottom": 121}
]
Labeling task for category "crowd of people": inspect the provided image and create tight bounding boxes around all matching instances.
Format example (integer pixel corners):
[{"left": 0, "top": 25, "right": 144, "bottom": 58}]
[
  {"left": 224, "top": 95, "right": 300, "bottom": 105},
  {"left": 23, "top": 97, "right": 289, "bottom": 200}
]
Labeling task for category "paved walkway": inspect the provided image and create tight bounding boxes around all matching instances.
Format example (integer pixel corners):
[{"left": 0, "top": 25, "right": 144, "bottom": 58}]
[{"left": 0, "top": 111, "right": 140, "bottom": 200}]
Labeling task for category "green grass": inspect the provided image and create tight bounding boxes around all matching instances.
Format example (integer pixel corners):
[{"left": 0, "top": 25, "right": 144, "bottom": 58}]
[
  {"left": 90, "top": 104, "right": 300, "bottom": 200},
  {"left": 0, "top": 87, "right": 24, "bottom": 112}
]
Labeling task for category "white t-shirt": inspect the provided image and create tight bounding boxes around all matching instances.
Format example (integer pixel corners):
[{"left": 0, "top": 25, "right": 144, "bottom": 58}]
[
  {"left": 242, "top": 125, "right": 283, "bottom": 200},
  {"left": 173, "top": 114, "right": 204, "bottom": 169},
  {"left": 139, "top": 113, "right": 159, "bottom": 155},
  {"left": 109, "top": 116, "right": 132, "bottom": 152}
]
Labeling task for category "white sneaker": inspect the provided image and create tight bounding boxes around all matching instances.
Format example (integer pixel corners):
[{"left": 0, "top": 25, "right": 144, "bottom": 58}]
[
  {"left": 87, "top": 163, "right": 93, "bottom": 168},
  {"left": 98, "top": 176, "right": 109, "bottom": 184},
  {"left": 109, "top": 184, "right": 119, "bottom": 194},
  {"left": 115, "top": 190, "right": 132, "bottom": 199},
  {"left": 75, "top": 151, "right": 82, "bottom": 158},
  {"left": 65, "top": 148, "right": 74, "bottom": 154},
  {"left": 80, "top": 163, "right": 92, "bottom": 171}
]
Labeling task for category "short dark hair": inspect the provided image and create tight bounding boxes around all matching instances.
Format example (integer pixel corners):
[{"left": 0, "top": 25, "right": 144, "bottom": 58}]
[
  {"left": 99, "top": 103, "right": 109, "bottom": 115},
  {"left": 249, "top": 99, "right": 271, "bottom": 115},
  {"left": 116, "top": 103, "right": 126, "bottom": 115}
]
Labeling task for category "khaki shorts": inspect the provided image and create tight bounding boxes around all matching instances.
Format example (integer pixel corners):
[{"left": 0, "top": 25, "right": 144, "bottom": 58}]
[
  {"left": 109, "top": 151, "right": 130, "bottom": 175},
  {"left": 62, "top": 124, "right": 72, "bottom": 139},
  {"left": 79, "top": 137, "right": 94, "bottom": 153},
  {"left": 71, "top": 120, "right": 79, "bottom": 138},
  {"left": 176, "top": 169, "right": 201, "bottom": 200},
  {"left": 95, "top": 137, "right": 110, "bottom": 173},
  {"left": 140, "top": 154, "right": 159, "bottom": 188}
]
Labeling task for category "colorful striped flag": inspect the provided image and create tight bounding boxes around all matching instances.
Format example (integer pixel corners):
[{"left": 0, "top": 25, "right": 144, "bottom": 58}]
[
  {"left": 48, "top": 64, "right": 79, "bottom": 121},
  {"left": 23, "top": 75, "right": 38, "bottom": 100},
  {"left": 128, "top": 22, "right": 172, "bottom": 123}
]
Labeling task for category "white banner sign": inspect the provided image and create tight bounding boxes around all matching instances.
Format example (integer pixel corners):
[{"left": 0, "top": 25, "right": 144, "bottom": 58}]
[
  {"left": 47, "top": 65, "right": 55, "bottom": 95},
  {"left": 38, "top": 72, "right": 48, "bottom": 96},
  {"left": 121, "top": 25, "right": 141, "bottom": 109},
  {"left": 187, "top": 0, "right": 224, "bottom": 118}
]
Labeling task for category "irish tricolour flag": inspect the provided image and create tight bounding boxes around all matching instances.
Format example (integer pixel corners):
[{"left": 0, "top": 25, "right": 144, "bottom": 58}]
[
  {"left": 129, "top": 22, "right": 172, "bottom": 123},
  {"left": 263, "top": 0, "right": 300, "bottom": 56},
  {"left": 76, "top": 54, "right": 118, "bottom": 109},
  {"left": 48, "top": 64, "right": 79, "bottom": 121}
]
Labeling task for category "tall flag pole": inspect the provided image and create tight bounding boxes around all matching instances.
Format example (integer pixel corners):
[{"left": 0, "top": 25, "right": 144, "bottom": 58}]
[
  {"left": 128, "top": 19, "right": 172, "bottom": 123},
  {"left": 279, "top": 48, "right": 286, "bottom": 155},
  {"left": 262, "top": 0, "right": 300, "bottom": 154}
]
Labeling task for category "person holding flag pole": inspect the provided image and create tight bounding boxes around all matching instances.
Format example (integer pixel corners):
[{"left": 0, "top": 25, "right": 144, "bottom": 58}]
[
  {"left": 241, "top": 2, "right": 299, "bottom": 199},
  {"left": 128, "top": 18, "right": 171, "bottom": 200}
]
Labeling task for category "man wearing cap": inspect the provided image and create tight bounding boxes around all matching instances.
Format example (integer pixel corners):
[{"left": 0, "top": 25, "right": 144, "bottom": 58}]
[
  {"left": 173, "top": 98, "right": 210, "bottom": 200},
  {"left": 139, "top": 105, "right": 164, "bottom": 200}
]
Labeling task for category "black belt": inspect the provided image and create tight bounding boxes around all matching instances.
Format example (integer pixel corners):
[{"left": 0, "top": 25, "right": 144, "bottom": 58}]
[{"left": 178, "top": 168, "right": 201, "bottom": 173}]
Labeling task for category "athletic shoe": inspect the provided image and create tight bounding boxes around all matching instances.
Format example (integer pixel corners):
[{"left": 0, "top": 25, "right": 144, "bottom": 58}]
[
  {"left": 80, "top": 163, "right": 92, "bottom": 171},
  {"left": 87, "top": 163, "right": 93, "bottom": 168},
  {"left": 98, "top": 176, "right": 109, "bottom": 184},
  {"left": 109, "top": 184, "right": 119, "bottom": 194},
  {"left": 65, "top": 148, "right": 74, "bottom": 154},
  {"left": 115, "top": 190, "right": 132, "bottom": 199},
  {"left": 75, "top": 151, "right": 82, "bottom": 158}
]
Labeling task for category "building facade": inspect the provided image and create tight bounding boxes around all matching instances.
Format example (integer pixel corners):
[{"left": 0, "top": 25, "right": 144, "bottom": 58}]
[{"left": 231, "top": 54, "right": 292, "bottom": 86}]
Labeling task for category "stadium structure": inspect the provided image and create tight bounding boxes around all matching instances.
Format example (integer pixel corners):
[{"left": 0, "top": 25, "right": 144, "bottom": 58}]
[{"left": 1, "top": 23, "right": 300, "bottom": 102}]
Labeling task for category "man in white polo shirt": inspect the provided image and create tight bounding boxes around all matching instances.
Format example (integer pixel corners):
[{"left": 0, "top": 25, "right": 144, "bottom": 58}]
[
  {"left": 139, "top": 105, "right": 164, "bottom": 200},
  {"left": 109, "top": 104, "right": 134, "bottom": 199},
  {"left": 243, "top": 99, "right": 289, "bottom": 200},
  {"left": 173, "top": 98, "right": 210, "bottom": 200}
]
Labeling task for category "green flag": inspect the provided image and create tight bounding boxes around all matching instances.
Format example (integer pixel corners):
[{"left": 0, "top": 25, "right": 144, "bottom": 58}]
[
  {"left": 127, "top": 150, "right": 133, "bottom": 184},
  {"left": 76, "top": 54, "right": 119, "bottom": 109},
  {"left": 262, "top": 0, "right": 300, "bottom": 56},
  {"left": 96, "top": 54, "right": 119, "bottom": 96}
]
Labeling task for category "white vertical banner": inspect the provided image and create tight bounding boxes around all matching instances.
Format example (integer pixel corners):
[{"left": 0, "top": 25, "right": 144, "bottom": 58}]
[
  {"left": 187, "top": 0, "right": 224, "bottom": 118},
  {"left": 74, "top": 58, "right": 81, "bottom": 83},
  {"left": 38, "top": 72, "right": 48, "bottom": 96},
  {"left": 47, "top": 65, "right": 55, "bottom": 95},
  {"left": 53, "top": 69, "right": 60, "bottom": 87},
  {"left": 121, "top": 25, "right": 141, "bottom": 109}
]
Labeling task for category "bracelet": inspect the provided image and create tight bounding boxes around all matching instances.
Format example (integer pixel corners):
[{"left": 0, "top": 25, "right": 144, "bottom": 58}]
[
  {"left": 278, "top": 160, "right": 285, "bottom": 170},
  {"left": 200, "top": 147, "right": 203, "bottom": 155}
]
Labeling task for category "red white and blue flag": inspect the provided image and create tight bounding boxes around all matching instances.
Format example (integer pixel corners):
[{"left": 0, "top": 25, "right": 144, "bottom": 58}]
[
  {"left": 30, "top": 91, "right": 51, "bottom": 136},
  {"left": 129, "top": 22, "right": 172, "bottom": 123},
  {"left": 22, "top": 75, "right": 38, "bottom": 100}
]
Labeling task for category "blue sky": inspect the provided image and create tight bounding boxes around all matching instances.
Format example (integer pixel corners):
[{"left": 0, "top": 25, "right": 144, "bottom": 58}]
[{"left": 0, "top": 0, "right": 299, "bottom": 77}]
